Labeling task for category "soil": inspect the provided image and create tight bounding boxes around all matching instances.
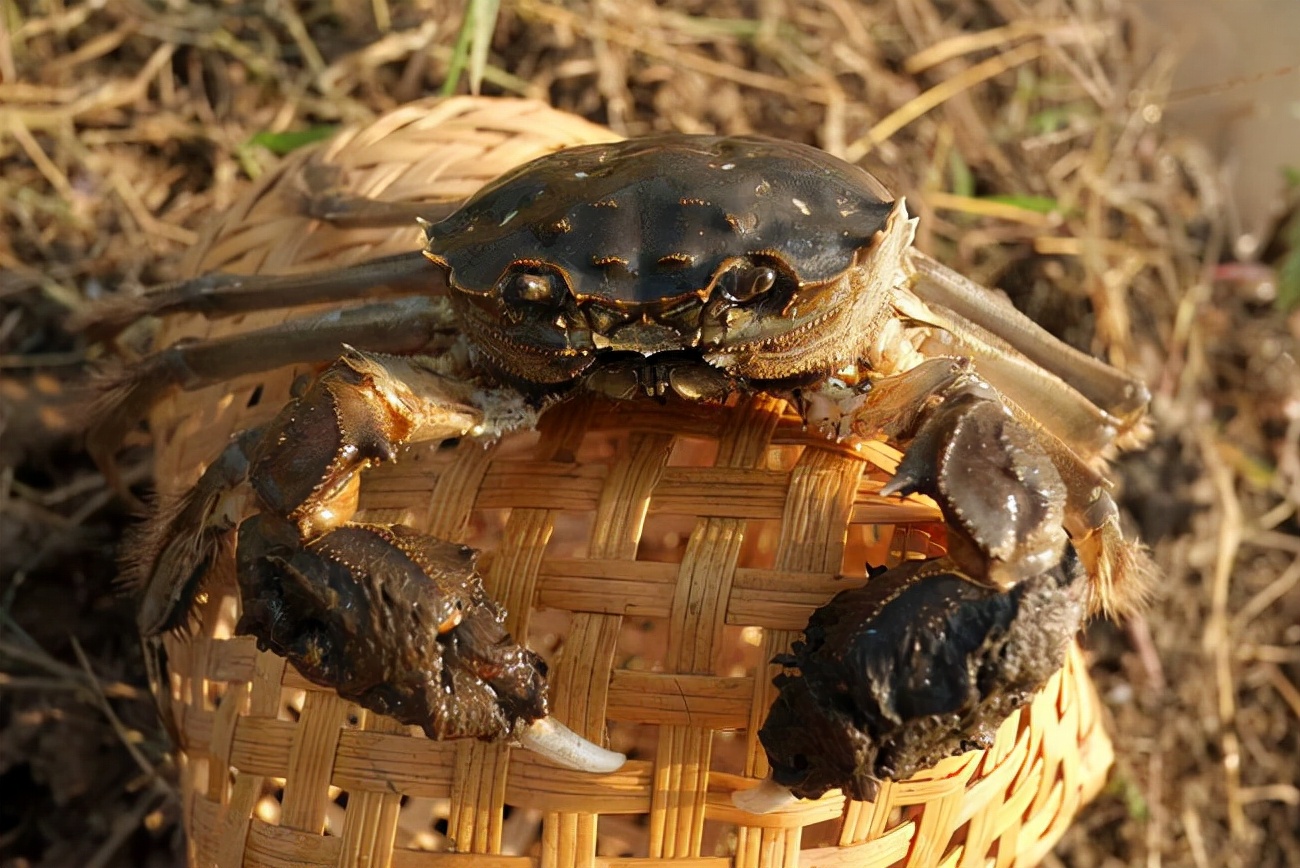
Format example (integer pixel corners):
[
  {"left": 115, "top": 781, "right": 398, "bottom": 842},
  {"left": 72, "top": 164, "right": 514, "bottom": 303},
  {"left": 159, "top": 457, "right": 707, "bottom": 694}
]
[{"left": 2, "top": 1, "right": 1298, "bottom": 867}]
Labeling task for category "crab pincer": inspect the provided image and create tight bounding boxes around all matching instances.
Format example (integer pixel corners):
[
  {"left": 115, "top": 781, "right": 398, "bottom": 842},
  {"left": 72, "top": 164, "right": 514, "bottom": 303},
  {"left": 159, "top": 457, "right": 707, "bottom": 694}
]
[
  {"left": 739, "top": 549, "right": 1087, "bottom": 808},
  {"left": 132, "top": 348, "right": 622, "bottom": 773}
]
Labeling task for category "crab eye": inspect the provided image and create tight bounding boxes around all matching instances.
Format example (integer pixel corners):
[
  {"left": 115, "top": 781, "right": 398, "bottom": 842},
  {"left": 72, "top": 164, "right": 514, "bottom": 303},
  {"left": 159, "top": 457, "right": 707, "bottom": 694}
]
[
  {"left": 722, "top": 265, "right": 778, "bottom": 303},
  {"left": 505, "top": 269, "right": 565, "bottom": 305}
]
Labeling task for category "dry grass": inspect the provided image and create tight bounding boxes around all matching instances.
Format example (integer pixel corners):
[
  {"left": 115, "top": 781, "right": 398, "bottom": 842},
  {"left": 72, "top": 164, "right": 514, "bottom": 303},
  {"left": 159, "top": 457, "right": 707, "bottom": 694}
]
[{"left": 1, "top": 0, "right": 1297, "bottom": 866}]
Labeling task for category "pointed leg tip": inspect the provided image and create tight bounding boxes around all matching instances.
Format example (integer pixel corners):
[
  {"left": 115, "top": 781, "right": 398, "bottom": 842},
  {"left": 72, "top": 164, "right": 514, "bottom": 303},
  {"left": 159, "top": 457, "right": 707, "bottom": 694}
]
[
  {"left": 879, "top": 470, "right": 919, "bottom": 498},
  {"left": 731, "top": 778, "right": 799, "bottom": 814},
  {"left": 518, "top": 717, "right": 626, "bottom": 774}
]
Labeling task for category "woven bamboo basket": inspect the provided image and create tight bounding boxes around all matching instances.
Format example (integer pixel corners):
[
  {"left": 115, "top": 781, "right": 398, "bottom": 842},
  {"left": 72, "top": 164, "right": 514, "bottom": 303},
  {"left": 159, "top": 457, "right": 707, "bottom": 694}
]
[{"left": 145, "top": 96, "right": 1113, "bottom": 868}]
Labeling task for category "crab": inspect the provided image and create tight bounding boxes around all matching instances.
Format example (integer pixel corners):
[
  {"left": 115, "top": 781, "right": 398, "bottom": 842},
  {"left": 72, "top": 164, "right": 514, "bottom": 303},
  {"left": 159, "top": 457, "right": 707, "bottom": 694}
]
[{"left": 84, "top": 135, "right": 1153, "bottom": 797}]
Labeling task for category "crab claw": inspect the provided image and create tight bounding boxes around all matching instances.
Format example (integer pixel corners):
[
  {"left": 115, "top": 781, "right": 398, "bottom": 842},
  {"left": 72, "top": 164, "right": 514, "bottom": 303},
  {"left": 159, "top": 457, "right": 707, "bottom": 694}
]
[
  {"left": 517, "top": 717, "right": 626, "bottom": 773},
  {"left": 881, "top": 390, "right": 1068, "bottom": 588},
  {"left": 731, "top": 777, "right": 800, "bottom": 814},
  {"left": 756, "top": 551, "right": 1086, "bottom": 802}
]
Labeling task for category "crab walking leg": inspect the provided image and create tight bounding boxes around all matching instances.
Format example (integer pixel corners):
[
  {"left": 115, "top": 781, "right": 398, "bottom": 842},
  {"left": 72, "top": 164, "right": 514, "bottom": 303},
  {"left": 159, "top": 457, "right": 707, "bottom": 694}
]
[
  {"left": 879, "top": 364, "right": 1156, "bottom": 616},
  {"left": 86, "top": 296, "right": 463, "bottom": 481},
  {"left": 904, "top": 249, "right": 1150, "bottom": 428},
  {"left": 295, "top": 162, "right": 465, "bottom": 228},
  {"left": 891, "top": 290, "right": 1138, "bottom": 461},
  {"left": 132, "top": 426, "right": 264, "bottom": 635},
  {"left": 71, "top": 250, "right": 443, "bottom": 336},
  {"left": 299, "top": 192, "right": 462, "bottom": 229}
]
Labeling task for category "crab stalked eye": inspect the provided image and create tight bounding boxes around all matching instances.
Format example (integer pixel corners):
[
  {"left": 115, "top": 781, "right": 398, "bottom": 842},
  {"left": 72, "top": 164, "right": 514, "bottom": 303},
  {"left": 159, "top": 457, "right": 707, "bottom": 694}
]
[
  {"left": 504, "top": 268, "right": 566, "bottom": 306},
  {"left": 722, "top": 264, "right": 778, "bottom": 303},
  {"left": 515, "top": 274, "right": 552, "bottom": 301}
]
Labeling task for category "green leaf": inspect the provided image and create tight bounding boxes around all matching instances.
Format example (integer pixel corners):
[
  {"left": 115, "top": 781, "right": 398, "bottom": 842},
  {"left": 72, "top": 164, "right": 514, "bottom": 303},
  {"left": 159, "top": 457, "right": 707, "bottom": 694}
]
[
  {"left": 1104, "top": 772, "right": 1150, "bottom": 822},
  {"left": 442, "top": 0, "right": 502, "bottom": 96},
  {"left": 1027, "top": 106, "right": 1073, "bottom": 135},
  {"left": 247, "top": 126, "right": 337, "bottom": 156},
  {"left": 949, "top": 151, "right": 974, "bottom": 198},
  {"left": 1277, "top": 246, "right": 1300, "bottom": 311},
  {"left": 981, "top": 194, "right": 1060, "bottom": 214}
]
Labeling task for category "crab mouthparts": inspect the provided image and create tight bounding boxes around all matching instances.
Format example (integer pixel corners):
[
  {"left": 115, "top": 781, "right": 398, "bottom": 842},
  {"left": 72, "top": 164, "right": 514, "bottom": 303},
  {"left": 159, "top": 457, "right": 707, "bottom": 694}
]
[{"left": 591, "top": 314, "right": 700, "bottom": 355}]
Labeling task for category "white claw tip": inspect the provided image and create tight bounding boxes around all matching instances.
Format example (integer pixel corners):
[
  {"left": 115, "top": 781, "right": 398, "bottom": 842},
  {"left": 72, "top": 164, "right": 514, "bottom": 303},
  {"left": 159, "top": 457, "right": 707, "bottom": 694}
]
[
  {"left": 518, "top": 717, "right": 626, "bottom": 774},
  {"left": 731, "top": 777, "right": 799, "bottom": 814}
]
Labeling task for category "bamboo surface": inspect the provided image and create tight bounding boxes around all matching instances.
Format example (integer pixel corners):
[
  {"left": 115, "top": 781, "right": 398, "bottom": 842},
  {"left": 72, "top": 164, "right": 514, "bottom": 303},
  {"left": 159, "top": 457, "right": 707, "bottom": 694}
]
[{"left": 144, "top": 96, "right": 1113, "bottom": 868}]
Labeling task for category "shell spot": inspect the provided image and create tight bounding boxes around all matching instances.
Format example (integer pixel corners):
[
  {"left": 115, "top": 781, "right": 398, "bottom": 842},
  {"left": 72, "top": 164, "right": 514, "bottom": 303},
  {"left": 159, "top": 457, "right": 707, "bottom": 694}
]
[
  {"left": 792, "top": 198, "right": 811, "bottom": 216},
  {"left": 726, "top": 212, "right": 758, "bottom": 235}
]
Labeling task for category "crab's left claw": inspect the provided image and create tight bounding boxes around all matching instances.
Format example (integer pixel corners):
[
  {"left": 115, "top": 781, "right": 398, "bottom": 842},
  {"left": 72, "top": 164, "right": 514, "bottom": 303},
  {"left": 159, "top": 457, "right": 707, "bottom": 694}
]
[
  {"left": 739, "top": 549, "right": 1087, "bottom": 807},
  {"left": 880, "top": 387, "right": 1068, "bottom": 589}
]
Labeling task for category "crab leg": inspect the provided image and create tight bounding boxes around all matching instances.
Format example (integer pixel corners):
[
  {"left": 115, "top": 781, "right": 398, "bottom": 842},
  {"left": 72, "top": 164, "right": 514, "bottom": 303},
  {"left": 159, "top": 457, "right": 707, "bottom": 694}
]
[
  {"left": 891, "top": 289, "right": 1134, "bottom": 461},
  {"left": 904, "top": 249, "right": 1150, "bottom": 432},
  {"left": 294, "top": 161, "right": 463, "bottom": 228},
  {"left": 72, "top": 250, "right": 444, "bottom": 337},
  {"left": 132, "top": 347, "right": 486, "bottom": 636},
  {"left": 86, "top": 296, "right": 463, "bottom": 482},
  {"left": 299, "top": 193, "right": 460, "bottom": 229}
]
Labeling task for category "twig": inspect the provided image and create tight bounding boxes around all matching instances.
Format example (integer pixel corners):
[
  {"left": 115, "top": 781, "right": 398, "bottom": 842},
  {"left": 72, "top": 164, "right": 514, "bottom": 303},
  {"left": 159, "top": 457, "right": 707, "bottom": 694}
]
[
  {"left": 518, "top": 0, "right": 830, "bottom": 103},
  {"left": 1264, "top": 664, "right": 1300, "bottom": 722},
  {"left": 1198, "top": 431, "right": 1247, "bottom": 839},
  {"left": 1231, "top": 555, "right": 1300, "bottom": 633},
  {"left": 71, "top": 637, "right": 171, "bottom": 786},
  {"left": 924, "top": 191, "right": 1054, "bottom": 227},
  {"left": 845, "top": 41, "right": 1044, "bottom": 161},
  {"left": 904, "top": 19, "right": 1066, "bottom": 74},
  {"left": 84, "top": 787, "right": 171, "bottom": 868}
]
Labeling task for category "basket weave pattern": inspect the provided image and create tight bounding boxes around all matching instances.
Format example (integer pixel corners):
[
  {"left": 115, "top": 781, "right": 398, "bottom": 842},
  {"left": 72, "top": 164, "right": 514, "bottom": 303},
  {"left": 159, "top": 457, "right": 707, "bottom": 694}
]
[{"left": 146, "top": 97, "right": 1113, "bottom": 868}]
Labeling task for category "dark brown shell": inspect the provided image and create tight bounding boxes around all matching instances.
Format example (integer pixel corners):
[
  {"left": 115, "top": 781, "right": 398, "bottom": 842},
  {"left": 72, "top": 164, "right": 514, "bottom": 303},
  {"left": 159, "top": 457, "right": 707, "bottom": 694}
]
[{"left": 423, "top": 136, "right": 895, "bottom": 304}]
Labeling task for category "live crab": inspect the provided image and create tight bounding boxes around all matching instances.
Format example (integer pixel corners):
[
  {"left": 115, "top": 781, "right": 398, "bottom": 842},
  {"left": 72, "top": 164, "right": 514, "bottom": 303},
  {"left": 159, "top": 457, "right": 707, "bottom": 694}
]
[{"left": 85, "top": 135, "right": 1153, "bottom": 805}]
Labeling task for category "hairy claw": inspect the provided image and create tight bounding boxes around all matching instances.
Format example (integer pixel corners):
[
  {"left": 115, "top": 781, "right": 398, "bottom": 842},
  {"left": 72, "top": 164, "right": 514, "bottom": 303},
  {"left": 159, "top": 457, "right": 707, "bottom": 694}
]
[
  {"left": 757, "top": 550, "right": 1087, "bottom": 801},
  {"left": 131, "top": 427, "right": 262, "bottom": 636}
]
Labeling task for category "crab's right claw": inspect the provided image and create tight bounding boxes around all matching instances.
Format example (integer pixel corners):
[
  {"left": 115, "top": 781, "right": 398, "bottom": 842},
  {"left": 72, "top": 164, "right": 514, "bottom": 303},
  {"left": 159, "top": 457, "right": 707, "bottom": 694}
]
[{"left": 234, "top": 514, "right": 625, "bottom": 772}]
